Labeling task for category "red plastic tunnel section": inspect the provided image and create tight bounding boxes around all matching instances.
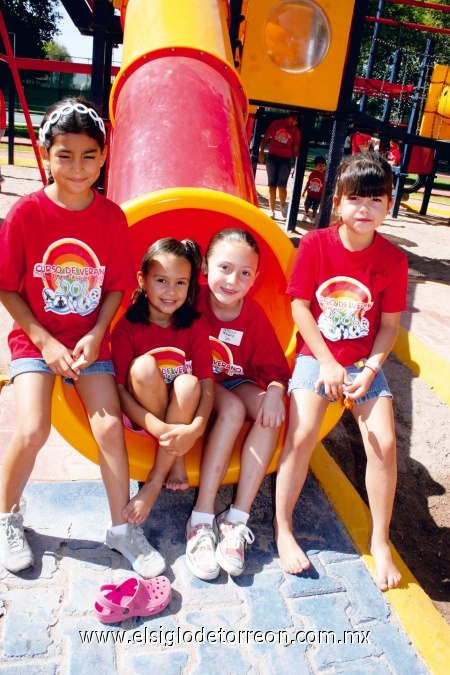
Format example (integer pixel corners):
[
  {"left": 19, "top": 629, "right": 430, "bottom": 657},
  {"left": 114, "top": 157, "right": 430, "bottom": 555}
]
[{"left": 108, "top": 56, "right": 257, "bottom": 206}]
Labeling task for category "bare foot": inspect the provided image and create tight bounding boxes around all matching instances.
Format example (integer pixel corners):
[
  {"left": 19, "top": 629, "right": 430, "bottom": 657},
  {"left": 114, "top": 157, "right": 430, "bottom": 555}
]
[
  {"left": 274, "top": 520, "right": 311, "bottom": 575},
  {"left": 122, "top": 480, "right": 161, "bottom": 524},
  {"left": 165, "top": 456, "right": 189, "bottom": 491},
  {"left": 369, "top": 538, "right": 402, "bottom": 591}
]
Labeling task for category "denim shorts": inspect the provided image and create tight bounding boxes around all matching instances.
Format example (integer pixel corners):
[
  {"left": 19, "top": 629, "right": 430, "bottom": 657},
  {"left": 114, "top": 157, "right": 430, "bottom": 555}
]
[
  {"left": 266, "top": 154, "right": 291, "bottom": 188},
  {"left": 288, "top": 355, "right": 392, "bottom": 404},
  {"left": 10, "top": 357, "right": 115, "bottom": 386},
  {"left": 220, "top": 377, "right": 256, "bottom": 392}
]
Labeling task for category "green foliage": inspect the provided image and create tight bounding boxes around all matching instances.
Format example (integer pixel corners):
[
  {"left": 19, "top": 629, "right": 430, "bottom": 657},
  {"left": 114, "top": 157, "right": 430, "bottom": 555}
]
[{"left": 0, "top": 0, "right": 62, "bottom": 59}]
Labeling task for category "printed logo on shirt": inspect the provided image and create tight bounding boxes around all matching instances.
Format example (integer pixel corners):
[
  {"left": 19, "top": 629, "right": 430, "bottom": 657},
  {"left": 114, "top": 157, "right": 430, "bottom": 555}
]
[
  {"left": 316, "top": 276, "right": 373, "bottom": 341},
  {"left": 148, "top": 346, "right": 192, "bottom": 384},
  {"left": 308, "top": 177, "right": 323, "bottom": 194},
  {"left": 273, "top": 127, "right": 292, "bottom": 145},
  {"left": 33, "top": 238, "right": 105, "bottom": 317},
  {"left": 218, "top": 327, "right": 244, "bottom": 346},
  {"left": 209, "top": 336, "right": 244, "bottom": 377}
]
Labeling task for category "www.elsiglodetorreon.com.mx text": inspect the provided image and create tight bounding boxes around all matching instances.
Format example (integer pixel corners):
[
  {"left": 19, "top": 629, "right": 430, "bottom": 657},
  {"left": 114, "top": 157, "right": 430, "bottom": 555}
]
[{"left": 79, "top": 626, "right": 371, "bottom": 647}]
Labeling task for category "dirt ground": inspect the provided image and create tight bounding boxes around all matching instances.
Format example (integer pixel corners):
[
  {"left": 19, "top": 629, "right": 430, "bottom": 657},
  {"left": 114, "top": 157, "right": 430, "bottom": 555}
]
[{"left": 1, "top": 165, "right": 449, "bottom": 625}]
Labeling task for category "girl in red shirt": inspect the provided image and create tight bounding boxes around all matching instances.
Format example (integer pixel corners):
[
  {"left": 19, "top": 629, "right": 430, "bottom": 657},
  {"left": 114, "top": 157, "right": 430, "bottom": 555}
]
[
  {"left": 185, "top": 228, "right": 290, "bottom": 581},
  {"left": 276, "top": 153, "right": 408, "bottom": 592},
  {"left": 112, "top": 238, "right": 214, "bottom": 523},
  {"left": 0, "top": 98, "right": 164, "bottom": 579}
]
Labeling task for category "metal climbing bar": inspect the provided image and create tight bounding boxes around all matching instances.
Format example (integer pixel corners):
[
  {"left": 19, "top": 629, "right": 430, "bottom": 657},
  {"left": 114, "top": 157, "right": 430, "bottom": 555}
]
[
  {"left": 385, "top": 0, "right": 450, "bottom": 12},
  {"left": 367, "top": 16, "right": 450, "bottom": 35}
]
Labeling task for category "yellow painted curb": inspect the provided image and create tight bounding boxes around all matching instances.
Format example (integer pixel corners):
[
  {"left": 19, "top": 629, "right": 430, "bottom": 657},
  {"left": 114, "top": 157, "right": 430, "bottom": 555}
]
[
  {"left": 310, "top": 442, "right": 450, "bottom": 675},
  {"left": 393, "top": 325, "right": 450, "bottom": 406}
]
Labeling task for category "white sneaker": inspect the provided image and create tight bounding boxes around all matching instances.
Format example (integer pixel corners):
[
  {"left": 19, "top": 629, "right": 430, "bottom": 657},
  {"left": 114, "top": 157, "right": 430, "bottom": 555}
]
[
  {"left": 0, "top": 504, "right": 34, "bottom": 573},
  {"left": 186, "top": 518, "right": 219, "bottom": 581},
  {"left": 302, "top": 214, "right": 309, "bottom": 222},
  {"left": 269, "top": 211, "right": 276, "bottom": 219},
  {"left": 214, "top": 511, "right": 255, "bottom": 576},
  {"left": 281, "top": 204, "right": 288, "bottom": 219},
  {"left": 106, "top": 524, "right": 165, "bottom": 579}
]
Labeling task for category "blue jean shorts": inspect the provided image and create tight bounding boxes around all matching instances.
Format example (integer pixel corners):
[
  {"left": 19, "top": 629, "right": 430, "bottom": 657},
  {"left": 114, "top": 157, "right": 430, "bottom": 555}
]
[
  {"left": 220, "top": 377, "right": 256, "bottom": 392},
  {"left": 9, "top": 357, "right": 115, "bottom": 386},
  {"left": 288, "top": 355, "right": 392, "bottom": 404}
]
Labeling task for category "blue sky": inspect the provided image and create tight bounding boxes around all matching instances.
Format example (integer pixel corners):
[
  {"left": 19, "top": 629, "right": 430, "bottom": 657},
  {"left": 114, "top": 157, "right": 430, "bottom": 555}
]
[{"left": 57, "top": 4, "right": 122, "bottom": 64}]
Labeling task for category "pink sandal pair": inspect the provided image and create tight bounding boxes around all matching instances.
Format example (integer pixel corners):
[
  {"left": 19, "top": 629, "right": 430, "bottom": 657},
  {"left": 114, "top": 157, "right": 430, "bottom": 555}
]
[{"left": 94, "top": 576, "right": 171, "bottom": 624}]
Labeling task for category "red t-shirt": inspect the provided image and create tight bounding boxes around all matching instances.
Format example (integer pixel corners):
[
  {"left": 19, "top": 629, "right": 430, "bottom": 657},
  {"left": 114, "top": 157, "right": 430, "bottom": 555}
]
[
  {"left": 266, "top": 118, "right": 300, "bottom": 158},
  {"left": 0, "top": 189, "right": 135, "bottom": 361},
  {"left": 387, "top": 147, "right": 401, "bottom": 166},
  {"left": 197, "top": 285, "right": 290, "bottom": 387},
  {"left": 304, "top": 170, "right": 325, "bottom": 201},
  {"left": 286, "top": 226, "right": 408, "bottom": 366},
  {"left": 111, "top": 314, "right": 213, "bottom": 386},
  {"left": 351, "top": 132, "right": 372, "bottom": 154}
]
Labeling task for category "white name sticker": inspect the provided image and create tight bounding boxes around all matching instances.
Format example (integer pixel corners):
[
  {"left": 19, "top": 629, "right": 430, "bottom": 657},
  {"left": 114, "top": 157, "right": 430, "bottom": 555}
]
[{"left": 218, "top": 328, "right": 244, "bottom": 346}]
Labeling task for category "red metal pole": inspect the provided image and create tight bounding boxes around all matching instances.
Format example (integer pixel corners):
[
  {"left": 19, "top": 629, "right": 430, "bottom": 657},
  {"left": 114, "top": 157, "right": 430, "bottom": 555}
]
[
  {"left": 366, "top": 15, "right": 450, "bottom": 34},
  {"left": 385, "top": 0, "right": 450, "bottom": 12},
  {"left": 0, "top": 10, "right": 46, "bottom": 183}
]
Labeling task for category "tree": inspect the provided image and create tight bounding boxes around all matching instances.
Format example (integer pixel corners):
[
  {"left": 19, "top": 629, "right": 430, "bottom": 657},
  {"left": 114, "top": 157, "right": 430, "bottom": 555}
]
[
  {"left": 42, "top": 40, "right": 75, "bottom": 91},
  {"left": 0, "top": 0, "right": 62, "bottom": 59}
]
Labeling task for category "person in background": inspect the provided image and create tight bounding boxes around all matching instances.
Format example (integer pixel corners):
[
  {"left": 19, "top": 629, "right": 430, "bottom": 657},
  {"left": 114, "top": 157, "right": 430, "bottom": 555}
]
[
  {"left": 351, "top": 130, "right": 373, "bottom": 154},
  {"left": 301, "top": 155, "right": 326, "bottom": 223},
  {"left": 386, "top": 140, "right": 402, "bottom": 167},
  {"left": 258, "top": 111, "right": 300, "bottom": 220}
]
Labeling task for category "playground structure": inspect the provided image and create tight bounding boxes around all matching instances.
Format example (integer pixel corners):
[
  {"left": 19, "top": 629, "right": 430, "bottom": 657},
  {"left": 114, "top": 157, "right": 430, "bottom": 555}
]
[{"left": 0, "top": 0, "right": 449, "bottom": 482}]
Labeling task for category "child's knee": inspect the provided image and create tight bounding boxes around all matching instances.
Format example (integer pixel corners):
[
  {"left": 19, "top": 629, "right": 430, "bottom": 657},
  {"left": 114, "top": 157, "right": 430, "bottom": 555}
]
[
  {"left": 217, "top": 393, "right": 246, "bottom": 427},
  {"left": 92, "top": 414, "right": 124, "bottom": 449},
  {"left": 172, "top": 374, "right": 200, "bottom": 400},
  {"left": 128, "top": 354, "right": 160, "bottom": 387},
  {"left": 15, "top": 423, "right": 51, "bottom": 454}
]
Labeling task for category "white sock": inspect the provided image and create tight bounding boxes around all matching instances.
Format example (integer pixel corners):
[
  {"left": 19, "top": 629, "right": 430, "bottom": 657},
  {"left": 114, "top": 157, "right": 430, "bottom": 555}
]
[
  {"left": 190, "top": 510, "right": 215, "bottom": 527},
  {"left": 110, "top": 523, "right": 129, "bottom": 535},
  {"left": 226, "top": 505, "right": 249, "bottom": 525}
]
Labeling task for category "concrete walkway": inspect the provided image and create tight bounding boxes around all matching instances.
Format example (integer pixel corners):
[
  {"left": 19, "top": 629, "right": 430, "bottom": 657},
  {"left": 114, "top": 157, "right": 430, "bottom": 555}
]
[{"left": 0, "top": 165, "right": 449, "bottom": 673}]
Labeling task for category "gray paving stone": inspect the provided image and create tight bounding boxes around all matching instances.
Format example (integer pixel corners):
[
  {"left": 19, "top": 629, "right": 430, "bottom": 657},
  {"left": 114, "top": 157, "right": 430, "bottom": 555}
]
[
  {"left": 123, "top": 651, "right": 189, "bottom": 673},
  {"left": 2, "top": 587, "right": 61, "bottom": 657},
  {"left": 59, "top": 618, "right": 116, "bottom": 674},
  {"left": 0, "top": 665, "right": 58, "bottom": 674},
  {"left": 236, "top": 571, "right": 293, "bottom": 632}
]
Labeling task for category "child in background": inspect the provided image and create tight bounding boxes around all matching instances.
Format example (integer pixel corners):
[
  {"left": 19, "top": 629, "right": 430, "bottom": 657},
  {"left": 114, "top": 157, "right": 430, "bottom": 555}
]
[
  {"left": 111, "top": 238, "right": 214, "bottom": 525},
  {"left": 302, "top": 155, "right": 326, "bottom": 223},
  {"left": 185, "top": 228, "right": 291, "bottom": 580},
  {"left": 275, "top": 153, "right": 408, "bottom": 592},
  {"left": 0, "top": 97, "right": 163, "bottom": 579},
  {"left": 386, "top": 140, "right": 401, "bottom": 167}
]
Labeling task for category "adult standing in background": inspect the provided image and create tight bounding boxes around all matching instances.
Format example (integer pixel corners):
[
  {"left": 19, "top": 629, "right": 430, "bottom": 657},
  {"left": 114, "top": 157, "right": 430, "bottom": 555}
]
[
  {"left": 0, "top": 89, "right": 6, "bottom": 190},
  {"left": 258, "top": 111, "right": 300, "bottom": 220}
]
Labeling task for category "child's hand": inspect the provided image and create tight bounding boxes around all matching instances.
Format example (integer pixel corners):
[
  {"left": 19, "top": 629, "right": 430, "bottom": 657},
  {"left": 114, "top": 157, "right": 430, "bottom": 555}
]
[
  {"left": 343, "top": 369, "right": 374, "bottom": 400},
  {"left": 72, "top": 332, "right": 102, "bottom": 371},
  {"left": 315, "top": 361, "right": 349, "bottom": 401},
  {"left": 159, "top": 424, "right": 198, "bottom": 456},
  {"left": 41, "top": 338, "right": 79, "bottom": 379},
  {"left": 254, "top": 385, "right": 286, "bottom": 428}
]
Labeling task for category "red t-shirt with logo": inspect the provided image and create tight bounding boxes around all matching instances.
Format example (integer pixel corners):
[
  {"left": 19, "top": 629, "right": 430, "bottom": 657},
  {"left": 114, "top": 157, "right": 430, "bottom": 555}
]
[
  {"left": 305, "top": 170, "right": 325, "bottom": 201},
  {"left": 0, "top": 188, "right": 135, "bottom": 362},
  {"left": 197, "top": 285, "right": 290, "bottom": 387},
  {"left": 286, "top": 226, "right": 408, "bottom": 366},
  {"left": 111, "top": 314, "right": 213, "bottom": 386},
  {"left": 267, "top": 118, "right": 300, "bottom": 158}
]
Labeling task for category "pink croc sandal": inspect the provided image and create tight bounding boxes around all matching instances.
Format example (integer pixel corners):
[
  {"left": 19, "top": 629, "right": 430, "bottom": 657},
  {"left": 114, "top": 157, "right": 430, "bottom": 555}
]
[{"left": 94, "top": 576, "right": 171, "bottom": 624}]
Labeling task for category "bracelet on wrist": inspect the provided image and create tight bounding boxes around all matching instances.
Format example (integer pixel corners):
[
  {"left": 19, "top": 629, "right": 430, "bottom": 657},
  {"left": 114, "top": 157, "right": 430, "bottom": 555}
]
[
  {"left": 366, "top": 359, "right": 381, "bottom": 373},
  {"left": 364, "top": 364, "right": 378, "bottom": 375}
]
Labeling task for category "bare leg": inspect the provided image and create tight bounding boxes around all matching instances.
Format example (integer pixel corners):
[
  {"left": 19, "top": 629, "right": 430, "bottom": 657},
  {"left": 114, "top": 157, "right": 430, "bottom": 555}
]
[
  {"left": 194, "top": 384, "right": 246, "bottom": 515},
  {"left": 124, "top": 374, "right": 201, "bottom": 523},
  {"left": 165, "top": 456, "right": 190, "bottom": 491},
  {"left": 279, "top": 187, "right": 287, "bottom": 209},
  {"left": 352, "top": 397, "right": 401, "bottom": 591},
  {"left": 275, "top": 389, "right": 328, "bottom": 574},
  {"left": 0, "top": 373, "right": 54, "bottom": 512},
  {"left": 231, "top": 384, "right": 281, "bottom": 514},
  {"left": 268, "top": 186, "right": 277, "bottom": 213},
  {"left": 75, "top": 375, "right": 129, "bottom": 526}
]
